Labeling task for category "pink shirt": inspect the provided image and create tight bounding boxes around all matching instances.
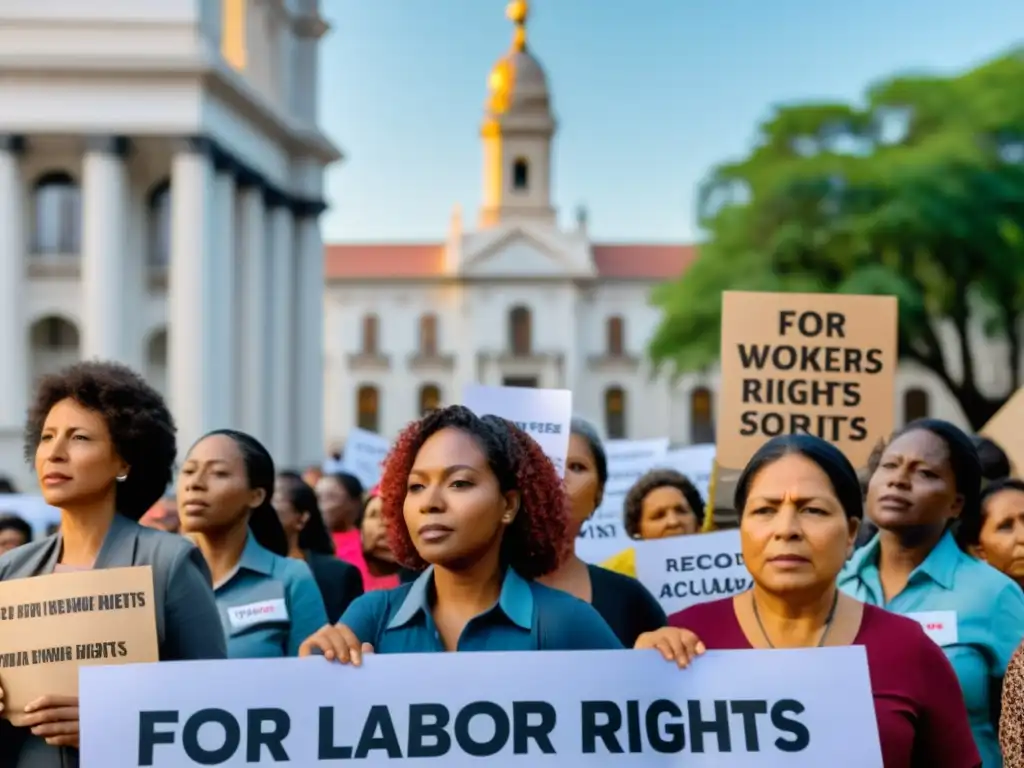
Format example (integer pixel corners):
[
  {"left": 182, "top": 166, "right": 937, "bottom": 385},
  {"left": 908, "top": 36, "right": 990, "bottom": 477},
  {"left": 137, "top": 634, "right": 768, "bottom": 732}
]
[{"left": 332, "top": 530, "right": 399, "bottom": 592}]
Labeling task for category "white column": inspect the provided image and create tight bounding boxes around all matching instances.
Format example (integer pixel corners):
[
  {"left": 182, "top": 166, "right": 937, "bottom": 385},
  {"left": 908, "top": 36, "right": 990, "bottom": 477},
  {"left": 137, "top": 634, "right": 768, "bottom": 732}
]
[
  {"left": 267, "top": 200, "right": 295, "bottom": 463},
  {"left": 295, "top": 209, "right": 325, "bottom": 465},
  {"left": 0, "top": 136, "right": 27, "bottom": 429},
  {"left": 81, "top": 136, "right": 129, "bottom": 360},
  {"left": 237, "top": 183, "right": 271, "bottom": 443},
  {"left": 168, "top": 138, "right": 224, "bottom": 451},
  {"left": 213, "top": 166, "right": 238, "bottom": 428}
]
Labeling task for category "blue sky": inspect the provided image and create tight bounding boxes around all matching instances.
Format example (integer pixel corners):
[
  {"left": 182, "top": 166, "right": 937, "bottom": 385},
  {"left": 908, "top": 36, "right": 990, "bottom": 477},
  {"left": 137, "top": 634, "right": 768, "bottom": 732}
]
[{"left": 317, "top": 0, "right": 1024, "bottom": 244}]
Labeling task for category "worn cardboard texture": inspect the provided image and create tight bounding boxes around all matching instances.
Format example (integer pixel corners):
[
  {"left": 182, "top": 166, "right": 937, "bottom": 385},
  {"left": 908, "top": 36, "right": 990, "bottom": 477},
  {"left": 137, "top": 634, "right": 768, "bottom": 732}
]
[
  {"left": 0, "top": 566, "right": 158, "bottom": 720},
  {"left": 981, "top": 388, "right": 1024, "bottom": 477},
  {"left": 717, "top": 291, "right": 898, "bottom": 471}
]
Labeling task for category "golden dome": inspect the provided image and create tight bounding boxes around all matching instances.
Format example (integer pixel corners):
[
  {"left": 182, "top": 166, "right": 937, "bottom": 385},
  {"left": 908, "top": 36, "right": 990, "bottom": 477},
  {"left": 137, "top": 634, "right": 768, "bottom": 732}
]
[{"left": 485, "top": 1, "right": 550, "bottom": 116}]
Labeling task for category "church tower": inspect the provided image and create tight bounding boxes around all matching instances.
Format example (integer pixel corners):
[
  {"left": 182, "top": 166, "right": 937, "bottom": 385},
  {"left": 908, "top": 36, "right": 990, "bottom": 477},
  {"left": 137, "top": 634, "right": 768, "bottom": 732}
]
[{"left": 479, "top": 1, "right": 557, "bottom": 229}]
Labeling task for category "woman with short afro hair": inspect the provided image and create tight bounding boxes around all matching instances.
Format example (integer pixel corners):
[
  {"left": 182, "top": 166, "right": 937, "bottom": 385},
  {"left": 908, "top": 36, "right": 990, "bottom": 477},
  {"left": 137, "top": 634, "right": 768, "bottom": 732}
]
[
  {"left": 623, "top": 468, "right": 705, "bottom": 540},
  {"left": 0, "top": 361, "right": 226, "bottom": 768},
  {"left": 299, "top": 405, "right": 622, "bottom": 660}
]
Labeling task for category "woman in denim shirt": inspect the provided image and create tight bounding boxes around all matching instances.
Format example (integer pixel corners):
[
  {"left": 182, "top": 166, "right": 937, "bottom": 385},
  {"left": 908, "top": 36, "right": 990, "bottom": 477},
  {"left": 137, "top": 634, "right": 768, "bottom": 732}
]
[
  {"left": 179, "top": 430, "right": 328, "bottom": 658},
  {"left": 300, "top": 406, "right": 622, "bottom": 659},
  {"left": 839, "top": 419, "right": 1024, "bottom": 766}
]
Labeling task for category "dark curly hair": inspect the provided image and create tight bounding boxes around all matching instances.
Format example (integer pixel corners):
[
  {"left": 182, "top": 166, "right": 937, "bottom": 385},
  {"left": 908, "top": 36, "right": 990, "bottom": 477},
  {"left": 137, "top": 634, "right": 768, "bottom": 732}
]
[
  {"left": 623, "top": 468, "right": 705, "bottom": 539},
  {"left": 378, "top": 405, "right": 570, "bottom": 579},
  {"left": 25, "top": 361, "right": 176, "bottom": 520}
]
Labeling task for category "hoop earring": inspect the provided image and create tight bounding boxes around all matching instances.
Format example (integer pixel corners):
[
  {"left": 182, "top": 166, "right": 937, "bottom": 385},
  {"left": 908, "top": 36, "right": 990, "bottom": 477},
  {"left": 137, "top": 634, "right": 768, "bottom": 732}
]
[{"left": 116, "top": 474, "right": 128, "bottom": 482}]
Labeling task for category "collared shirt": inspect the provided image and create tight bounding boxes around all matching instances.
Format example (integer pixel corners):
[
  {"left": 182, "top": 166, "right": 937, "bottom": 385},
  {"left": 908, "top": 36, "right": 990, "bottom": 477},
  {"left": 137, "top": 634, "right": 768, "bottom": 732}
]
[
  {"left": 339, "top": 565, "right": 624, "bottom": 653},
  {"left": 840, "top": 530, "right": 1024, "bottom": 767},
  {"left": 214, "top": 534, "right": 328, "bottom": 658}
]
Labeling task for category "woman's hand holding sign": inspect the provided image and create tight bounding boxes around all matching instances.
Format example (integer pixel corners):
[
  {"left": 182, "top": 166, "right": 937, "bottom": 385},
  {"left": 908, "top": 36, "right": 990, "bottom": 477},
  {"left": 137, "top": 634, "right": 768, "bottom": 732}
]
[
  {"left": 19, "top": 693, "right": 80, "bottom": 748},
  {"left": 634, "top": 627, "right": 706, "bottom": 667},
  {"left": 0, "top": 677, "right": 80, "bottom": 748},
  {"left": 299, "top": 622, "right": 374, "bottom": 665}
]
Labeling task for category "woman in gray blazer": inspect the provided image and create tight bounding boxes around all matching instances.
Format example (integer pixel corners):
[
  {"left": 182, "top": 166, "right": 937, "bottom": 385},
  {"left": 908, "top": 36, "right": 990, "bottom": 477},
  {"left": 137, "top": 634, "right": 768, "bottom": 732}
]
[{"left": 0, "top": 361, "right": 227, "bottom": 768}]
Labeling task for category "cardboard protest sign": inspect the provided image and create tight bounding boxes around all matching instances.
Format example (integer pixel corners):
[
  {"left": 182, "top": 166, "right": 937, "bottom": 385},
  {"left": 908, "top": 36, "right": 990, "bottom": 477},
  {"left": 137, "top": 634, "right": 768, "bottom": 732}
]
[
  {"left": 0, "top": 566, "right": 158, "bottom": 719},
  {"left": 80, "top": 647, "right": 883, "bottom": 766},
  {"left": 718, "top": 291, "right": 897, "bottom": 471},
  {"left": 462, "top": 384, "right": 572, "bottom": 476},
  {"left": 981, "top": 387, "right": 1024, "bottom": 477},
  {"left": 338, "top": 427, "right": 391, "bottom": 488},
  {"left": 633, "top": 529, "right": 749, "bottom": 614}
]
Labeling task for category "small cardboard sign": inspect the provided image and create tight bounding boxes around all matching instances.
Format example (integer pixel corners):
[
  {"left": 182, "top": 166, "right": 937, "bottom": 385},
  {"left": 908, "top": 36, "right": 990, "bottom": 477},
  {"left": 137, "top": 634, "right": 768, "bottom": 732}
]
[
  {"left": 0, "top": 566, "right": 158, "bottom": 720},
  {"left": 717, "top": 291, "right": 898, "bottom": 471},
  {"left": 981, "top": 387, "right": 1024, "bottom": 477}
]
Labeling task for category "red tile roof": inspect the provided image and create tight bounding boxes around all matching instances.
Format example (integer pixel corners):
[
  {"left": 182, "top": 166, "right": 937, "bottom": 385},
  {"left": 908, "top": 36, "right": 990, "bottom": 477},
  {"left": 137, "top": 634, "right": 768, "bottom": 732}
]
[{"left": 324, "top": 242, "right": 697, "bottom": 280}]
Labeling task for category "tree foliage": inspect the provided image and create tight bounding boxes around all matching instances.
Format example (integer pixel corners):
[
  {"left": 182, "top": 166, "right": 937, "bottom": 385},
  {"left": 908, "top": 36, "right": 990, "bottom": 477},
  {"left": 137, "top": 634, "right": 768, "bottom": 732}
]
[{"left": 650, "top": 50, "right": 1024, "bottom": 428}]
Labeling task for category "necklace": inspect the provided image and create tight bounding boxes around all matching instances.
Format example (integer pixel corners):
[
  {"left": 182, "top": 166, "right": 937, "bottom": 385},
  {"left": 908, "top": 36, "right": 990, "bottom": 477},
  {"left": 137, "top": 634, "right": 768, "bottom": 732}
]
[{"left": 752, "top": 589, "right": 840, "bottom": 649}]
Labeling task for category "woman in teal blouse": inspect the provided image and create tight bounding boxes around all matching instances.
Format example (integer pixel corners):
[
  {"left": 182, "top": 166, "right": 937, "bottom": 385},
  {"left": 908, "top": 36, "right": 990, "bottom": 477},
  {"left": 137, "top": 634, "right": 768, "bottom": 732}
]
[
  {"left": 179, "top": 430, "right": 328, "bottom": 658},
  {"left": 839, "top": 418, "right": 1024, "bottom": 767},
  {"left": 300, "top": 406, "right": 622, "bottom": 659}
]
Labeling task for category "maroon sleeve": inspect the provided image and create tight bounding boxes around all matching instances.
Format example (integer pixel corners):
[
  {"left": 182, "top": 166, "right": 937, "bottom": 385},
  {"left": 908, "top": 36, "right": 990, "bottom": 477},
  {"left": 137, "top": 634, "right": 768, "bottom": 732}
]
[{"left": 910, "top": 627, "right": 982, "bottom": 767}]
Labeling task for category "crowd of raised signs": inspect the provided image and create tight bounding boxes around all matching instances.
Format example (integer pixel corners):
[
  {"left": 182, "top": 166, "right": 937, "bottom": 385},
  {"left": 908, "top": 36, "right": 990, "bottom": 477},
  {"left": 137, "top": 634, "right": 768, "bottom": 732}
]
[{"left": 0, "top": 359, "right": 1023, "bottom": 767}]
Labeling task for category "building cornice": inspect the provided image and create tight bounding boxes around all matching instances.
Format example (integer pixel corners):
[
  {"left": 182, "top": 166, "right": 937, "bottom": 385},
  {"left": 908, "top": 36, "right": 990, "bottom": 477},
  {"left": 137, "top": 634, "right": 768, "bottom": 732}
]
[
  {"left": 181, "top": 134, "right": 328, "bottom": 217},
  {"left": 0, "top": 51, "right": 343, "bottom": 167}
]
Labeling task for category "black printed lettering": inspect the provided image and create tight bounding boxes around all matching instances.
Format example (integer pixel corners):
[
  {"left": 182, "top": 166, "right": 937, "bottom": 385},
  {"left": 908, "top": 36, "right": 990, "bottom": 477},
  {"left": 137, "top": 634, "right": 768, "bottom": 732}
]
[
  {"left": 771, "top": 699, "right": 811, "bottom": 752},
  {"left": 182, "top": 709, "right": 240, "bottom": 764},
  {"left": 138, "top": 711, "right": 178, "bottom": 766},
  {"left": 580, "top": 698, "right": 810, "bottom": 756}
]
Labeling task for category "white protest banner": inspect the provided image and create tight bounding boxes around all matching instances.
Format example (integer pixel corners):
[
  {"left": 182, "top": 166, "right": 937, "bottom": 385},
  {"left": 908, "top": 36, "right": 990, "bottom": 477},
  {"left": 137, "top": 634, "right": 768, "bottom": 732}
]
[
  {"left": 662, "top": 444, "right": 716, "bottom": 502},
  {"left": 338, "top": 428, "right": 391, "bottom": 489},
  {"left": 80, "top": 648, "right": 882, "bottom": 767},
  {"left": 634, "top": 529, "right": 750, "bottom": 614},
  {"left": 0, "top": 494, "right": 60, "bottom": 538},
  {"left": 462, "top": 384, "right": 572, "bottom": 476},
  {"left": 604, "top": 438, "right": 670, "bottom": 463}
]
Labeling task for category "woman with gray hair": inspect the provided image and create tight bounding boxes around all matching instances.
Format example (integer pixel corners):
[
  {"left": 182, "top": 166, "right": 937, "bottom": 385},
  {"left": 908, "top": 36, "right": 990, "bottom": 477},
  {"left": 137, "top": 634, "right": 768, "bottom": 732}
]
[{"left": 538, "top": 417, "right": 666, "bottom": 646}]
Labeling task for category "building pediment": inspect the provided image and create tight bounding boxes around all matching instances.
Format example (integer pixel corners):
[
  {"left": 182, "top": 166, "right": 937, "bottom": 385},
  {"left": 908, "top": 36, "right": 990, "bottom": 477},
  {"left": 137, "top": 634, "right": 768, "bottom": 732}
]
[{"left": 458, "top": 223, "right": 596, "bottom": 279}]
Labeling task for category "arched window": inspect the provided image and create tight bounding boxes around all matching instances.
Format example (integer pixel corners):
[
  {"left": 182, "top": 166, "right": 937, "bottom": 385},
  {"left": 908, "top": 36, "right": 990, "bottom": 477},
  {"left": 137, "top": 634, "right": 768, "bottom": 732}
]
[
  {"left": 32, "top": 172, "right": 81, "bottom": 254},
  {"left": 512, "top": 158, "right": 529, "bottom": 191},
  {"left": 903, "top": 388, "right": 930, "bottom": 424},
  {"left": 509, "top": 306, "right": 531, "bottom": 356},
  {"left": 419, "top": 313, "right": 438, "bottom": 356},
  {"left": 605, "top": 386, "right": 627, "bottom": 440},
  {"left": 607, "top": 316, "right": 625, "bottom": 356},
  {"left": 419, "top": 384, "right": 441, "bottom": 416},
  {"left": 361, "top": 314, "right": 379, "bottom": 355},
  {"left": 147, "top": 180, "right": 171, "bottom": 266},
  {"left": 145, "top": 328, "right": 168, "bottom": 398},
  {"left": 357, "top": 385, "right": 380, "bottom": 432},
  {"left": 690, "top": 387, "right": 715, "bottom": 444},
  {"left": 29, "top": 315, "right": 80, "bottom": 383}
]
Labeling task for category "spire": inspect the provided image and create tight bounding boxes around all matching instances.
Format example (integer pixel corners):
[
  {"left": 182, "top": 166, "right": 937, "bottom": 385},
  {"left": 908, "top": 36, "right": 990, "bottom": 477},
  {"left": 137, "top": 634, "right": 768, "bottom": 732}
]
[{"left": 506, "top": 0, "right": 529, "bottom": 52}]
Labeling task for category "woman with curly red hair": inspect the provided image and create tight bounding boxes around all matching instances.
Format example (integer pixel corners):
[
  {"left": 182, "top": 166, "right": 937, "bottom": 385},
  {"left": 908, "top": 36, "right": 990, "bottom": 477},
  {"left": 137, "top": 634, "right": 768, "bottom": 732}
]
[{"left": 299, "top": 405, "right": 622, "bottom": 660}]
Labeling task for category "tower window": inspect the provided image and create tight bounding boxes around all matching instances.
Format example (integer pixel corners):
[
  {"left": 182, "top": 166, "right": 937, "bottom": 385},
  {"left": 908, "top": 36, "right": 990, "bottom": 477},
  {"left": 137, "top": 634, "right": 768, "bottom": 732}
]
[{"left": 512, "top": 158, "right": 529, "bottom": 191}]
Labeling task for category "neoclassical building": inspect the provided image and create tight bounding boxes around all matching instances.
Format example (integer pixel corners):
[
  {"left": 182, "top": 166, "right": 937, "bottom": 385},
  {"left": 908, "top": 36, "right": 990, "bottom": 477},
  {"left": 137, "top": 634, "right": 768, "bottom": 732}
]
[
  {"left": 322, "top": 0, "right": 980, "bottom": 447},
  {"left": 0, "top": 0, "right": 339, "bottom": 487}
]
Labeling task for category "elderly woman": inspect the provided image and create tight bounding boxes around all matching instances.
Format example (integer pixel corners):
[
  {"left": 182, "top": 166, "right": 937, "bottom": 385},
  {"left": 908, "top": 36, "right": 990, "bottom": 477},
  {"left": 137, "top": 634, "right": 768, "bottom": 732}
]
[
  {"left": 842, "top": 419, "right": 1024, "bottom": 766},
  {"left": 636, "top": 434, "right": 980, "bottom": 767},
  {"left": 958, "top": 478, "right": 1024, "bottom": 591}
]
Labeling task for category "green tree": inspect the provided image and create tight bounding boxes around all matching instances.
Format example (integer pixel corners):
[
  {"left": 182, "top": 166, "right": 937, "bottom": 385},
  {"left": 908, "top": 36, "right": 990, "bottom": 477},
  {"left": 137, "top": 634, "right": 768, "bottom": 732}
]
[{"left": 650, "top": 51, "right": 1024, "bottom": 429}]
